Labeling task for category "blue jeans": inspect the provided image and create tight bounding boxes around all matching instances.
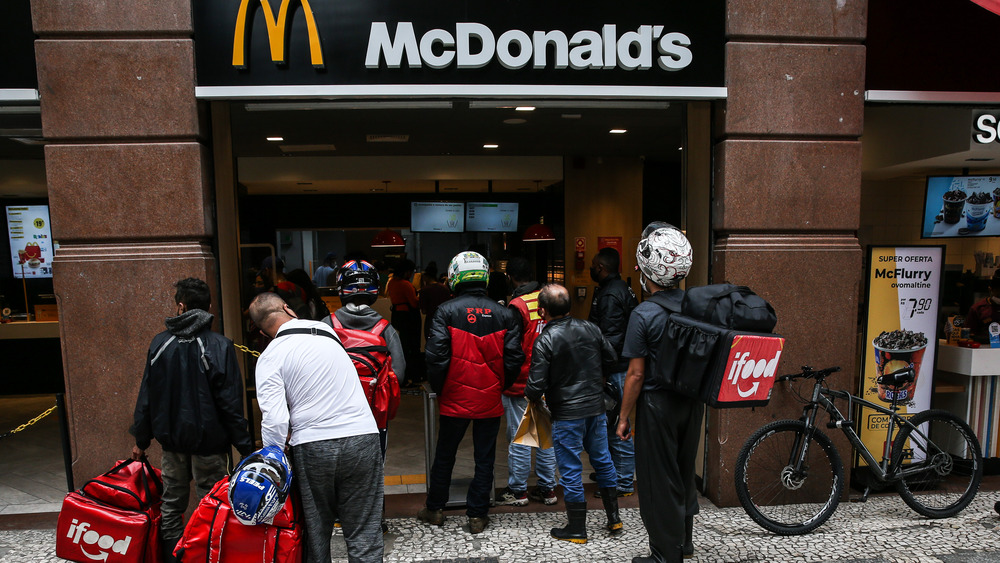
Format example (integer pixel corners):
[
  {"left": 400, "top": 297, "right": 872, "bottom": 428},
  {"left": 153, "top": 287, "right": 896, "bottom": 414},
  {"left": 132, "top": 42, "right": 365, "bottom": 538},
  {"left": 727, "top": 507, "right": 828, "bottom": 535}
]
[
  {"left": 551, "top": 414, "right": 617, "bottom": 503},
  {"left": 607, "top": 370, "right": 636, "bottom": 491},
  {"left": 502, "top": 395, "right": 557, "bottom": 492}
]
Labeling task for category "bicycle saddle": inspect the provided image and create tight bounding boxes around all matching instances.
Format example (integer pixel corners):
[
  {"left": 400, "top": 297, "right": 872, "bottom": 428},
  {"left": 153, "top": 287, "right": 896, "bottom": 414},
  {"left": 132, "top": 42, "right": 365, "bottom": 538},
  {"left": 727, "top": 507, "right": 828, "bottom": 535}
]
[{"left": 877, "top": 366, "right": 915, "bottom": 387}]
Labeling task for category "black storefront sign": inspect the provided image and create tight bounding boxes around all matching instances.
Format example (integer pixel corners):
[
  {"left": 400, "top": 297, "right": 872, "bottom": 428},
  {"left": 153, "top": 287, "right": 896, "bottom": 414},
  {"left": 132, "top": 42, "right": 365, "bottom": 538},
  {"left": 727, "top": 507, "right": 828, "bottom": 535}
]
[
  {"left": 193, "top": 0, "right": 724, "bottom": 95},
  {"left": 1, "top": 0, "right": 38, "bottom": 92}
]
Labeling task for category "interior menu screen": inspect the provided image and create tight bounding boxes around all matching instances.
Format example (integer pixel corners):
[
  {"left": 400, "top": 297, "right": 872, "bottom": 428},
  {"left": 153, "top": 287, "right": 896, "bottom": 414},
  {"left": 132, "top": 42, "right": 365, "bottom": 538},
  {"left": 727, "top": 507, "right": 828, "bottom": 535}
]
[
  {"left": 466, "top": 202, "right": 519, "bottom": 232},
  {"left": 411, "top": 201, "right": 465, "bottom": 232},
  {"left": 6, "top": 205, "right": 54, "bottom": 278}
]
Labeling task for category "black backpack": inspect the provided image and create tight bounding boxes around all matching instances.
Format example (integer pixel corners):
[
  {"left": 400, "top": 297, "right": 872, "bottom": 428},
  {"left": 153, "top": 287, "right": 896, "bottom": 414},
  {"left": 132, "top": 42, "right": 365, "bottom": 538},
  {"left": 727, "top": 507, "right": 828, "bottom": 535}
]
[
  {"left": 680, "top": 284, "right": 777, "bottom": 333},
  {"left": 647, "top": 284, "right": 784, "bottom": 408}
]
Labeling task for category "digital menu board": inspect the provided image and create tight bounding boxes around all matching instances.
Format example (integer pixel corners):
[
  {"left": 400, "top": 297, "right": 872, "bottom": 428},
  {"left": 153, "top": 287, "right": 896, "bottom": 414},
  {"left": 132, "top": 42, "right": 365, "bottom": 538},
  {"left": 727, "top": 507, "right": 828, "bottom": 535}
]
[
  {"left": 466, "top": 202, "right": 519, "bottom": 232},
  {"left": 6, "top": 205, "right": 54, "bottom": 278},
  {"left": 411, "top": 202, "right": 465, "bottom": 233},
  {"left": 922, "top": 175, "right": 1000, "bottom": 238}
]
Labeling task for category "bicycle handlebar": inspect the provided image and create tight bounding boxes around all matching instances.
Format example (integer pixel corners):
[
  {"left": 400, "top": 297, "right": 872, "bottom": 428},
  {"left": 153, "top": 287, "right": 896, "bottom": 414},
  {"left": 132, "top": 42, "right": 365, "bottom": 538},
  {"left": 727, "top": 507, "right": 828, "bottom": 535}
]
[{"left": 777, "top": 365, "right": 841, "bottom": 382}]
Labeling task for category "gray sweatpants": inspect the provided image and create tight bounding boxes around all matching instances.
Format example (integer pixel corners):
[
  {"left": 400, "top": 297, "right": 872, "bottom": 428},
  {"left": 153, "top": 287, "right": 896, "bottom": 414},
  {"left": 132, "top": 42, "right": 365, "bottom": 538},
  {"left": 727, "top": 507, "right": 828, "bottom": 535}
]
[
  {"left": 292, "top": 433, "right": 384, "bottom": 563},
  {"left": 160, "top": 451, "right": 229, "bottom": 540}
]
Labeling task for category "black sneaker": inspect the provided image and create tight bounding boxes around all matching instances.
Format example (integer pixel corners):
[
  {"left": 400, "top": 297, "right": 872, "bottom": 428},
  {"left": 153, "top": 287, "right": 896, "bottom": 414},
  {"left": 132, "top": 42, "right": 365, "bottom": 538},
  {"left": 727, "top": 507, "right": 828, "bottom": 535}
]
[{"left": 496, "top": 486, "right": 529, "bottom": 506}]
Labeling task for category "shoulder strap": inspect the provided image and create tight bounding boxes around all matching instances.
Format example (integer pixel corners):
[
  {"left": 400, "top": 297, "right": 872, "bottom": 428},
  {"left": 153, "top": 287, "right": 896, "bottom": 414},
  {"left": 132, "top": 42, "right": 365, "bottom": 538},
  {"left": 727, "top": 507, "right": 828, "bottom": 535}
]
[
  {"left": 647, "top": 291, "right": 682, "bottom": 314},
  {"left": 329, "top": 313, "right": 344, "bottom": 330},
  {"left": 370, "top": 318, "right": 390, "bottom": 337},
  {"left": 276, "top": 327, "right": 346, "bottom": 351}
]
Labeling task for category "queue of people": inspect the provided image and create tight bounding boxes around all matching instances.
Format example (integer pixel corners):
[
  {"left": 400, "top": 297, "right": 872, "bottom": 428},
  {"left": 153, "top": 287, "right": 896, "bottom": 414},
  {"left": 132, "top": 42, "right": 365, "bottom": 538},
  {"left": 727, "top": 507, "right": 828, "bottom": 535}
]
[{"left": 130, "top": 222, "right": 697, "bottom": 563}]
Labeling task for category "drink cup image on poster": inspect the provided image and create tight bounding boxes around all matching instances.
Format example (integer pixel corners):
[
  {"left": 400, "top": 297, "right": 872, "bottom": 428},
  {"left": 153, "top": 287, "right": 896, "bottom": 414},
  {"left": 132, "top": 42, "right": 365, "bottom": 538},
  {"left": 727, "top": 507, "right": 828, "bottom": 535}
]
[
  {"left": 859, "top": 246, "right": 943, "bottom": 467},
  {"left": 6, "top": 205, "right": 54, "bottom": 279}
]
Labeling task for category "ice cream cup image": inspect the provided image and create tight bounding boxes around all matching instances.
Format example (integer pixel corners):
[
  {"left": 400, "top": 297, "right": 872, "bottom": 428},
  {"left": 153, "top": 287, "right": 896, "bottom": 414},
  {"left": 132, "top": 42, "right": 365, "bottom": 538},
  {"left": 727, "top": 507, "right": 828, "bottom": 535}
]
[
  {"left": 966, "top": 191, "right": 992, "bottom": 231},
  {"left": 873, "top": 338, "right": 927, "bottom": 403},
  {"left": 942, "top": 190, "right": 967, "bottom": 224},
  {"left": 992, "top": 187, "right": 1000, "bottom": 218}
]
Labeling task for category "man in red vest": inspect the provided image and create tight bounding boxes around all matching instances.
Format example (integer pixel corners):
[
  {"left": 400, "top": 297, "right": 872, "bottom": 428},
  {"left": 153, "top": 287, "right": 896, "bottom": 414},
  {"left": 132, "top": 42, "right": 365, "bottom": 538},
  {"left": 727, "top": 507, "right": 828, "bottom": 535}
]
[{"left": 497, "top": 257, "right": 558, "bottom": 507}]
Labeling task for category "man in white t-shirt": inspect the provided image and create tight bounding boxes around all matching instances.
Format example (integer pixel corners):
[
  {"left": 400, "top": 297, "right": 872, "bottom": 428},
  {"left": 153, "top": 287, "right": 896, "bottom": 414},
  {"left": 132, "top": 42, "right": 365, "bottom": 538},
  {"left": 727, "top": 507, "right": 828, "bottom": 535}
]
[{"left": 249, "top": 292, "right": 382, "bottom": 563}]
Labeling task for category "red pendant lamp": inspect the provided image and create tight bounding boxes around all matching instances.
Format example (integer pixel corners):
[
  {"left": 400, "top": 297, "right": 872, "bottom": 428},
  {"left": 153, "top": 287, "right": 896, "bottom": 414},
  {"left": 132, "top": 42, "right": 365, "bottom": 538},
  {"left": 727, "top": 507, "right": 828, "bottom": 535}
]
[
  {"left": 371, "top": 228, "right": 405, "bottom": 248},
  {"left": 522, "top": 216, "right": 555, "bottom": 242}
]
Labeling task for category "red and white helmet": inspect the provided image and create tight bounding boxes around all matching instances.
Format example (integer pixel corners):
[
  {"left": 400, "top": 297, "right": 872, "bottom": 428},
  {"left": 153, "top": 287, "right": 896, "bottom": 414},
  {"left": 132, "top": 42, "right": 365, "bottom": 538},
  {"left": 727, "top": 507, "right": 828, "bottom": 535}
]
[{"left": 635, "top": 222, "right": 692, "bottom": 287}]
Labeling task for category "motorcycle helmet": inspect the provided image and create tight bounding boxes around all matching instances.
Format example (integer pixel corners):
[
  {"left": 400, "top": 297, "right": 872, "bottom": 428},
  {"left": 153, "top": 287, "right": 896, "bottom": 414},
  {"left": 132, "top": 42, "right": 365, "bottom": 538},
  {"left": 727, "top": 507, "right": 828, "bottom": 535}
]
[
  {"left": 447, "top": 251, "right": 490, "bottom": 291},
  {"left": 337, "top": 260, "right": 380, "bottom": 298},
  {"left": 228, "top": 446, "right": 293, "bottom": 526},
  {"left": 635, "top": 222, "right": 692, "bottom": 288}
]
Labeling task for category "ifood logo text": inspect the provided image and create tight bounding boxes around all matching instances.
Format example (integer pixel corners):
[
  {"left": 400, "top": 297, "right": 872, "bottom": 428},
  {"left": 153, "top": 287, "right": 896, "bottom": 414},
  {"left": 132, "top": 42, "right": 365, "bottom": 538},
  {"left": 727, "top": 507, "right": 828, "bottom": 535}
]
[
  {"left": 719, "top": 336, "right": 784, "bottom": 402},
  {"left": 65, "top": 519, "right": 132, "bottom": 562},
  {"left": 366, "top": 23, "right": 692, "bottom": 71}
]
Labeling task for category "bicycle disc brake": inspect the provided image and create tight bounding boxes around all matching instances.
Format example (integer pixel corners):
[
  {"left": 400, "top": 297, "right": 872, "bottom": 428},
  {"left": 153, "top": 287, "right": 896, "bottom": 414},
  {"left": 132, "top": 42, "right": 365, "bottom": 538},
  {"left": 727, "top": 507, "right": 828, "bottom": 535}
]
[{"left": 781, "top": 465, "right": 807, "bottom": 490}]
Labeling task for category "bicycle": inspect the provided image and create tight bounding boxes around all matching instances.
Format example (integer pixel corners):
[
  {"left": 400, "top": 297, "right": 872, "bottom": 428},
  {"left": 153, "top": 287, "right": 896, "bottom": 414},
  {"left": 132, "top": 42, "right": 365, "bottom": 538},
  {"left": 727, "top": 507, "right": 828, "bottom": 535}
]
[{"left": 734, "top": 365, "right": 983, "bottom": 535}]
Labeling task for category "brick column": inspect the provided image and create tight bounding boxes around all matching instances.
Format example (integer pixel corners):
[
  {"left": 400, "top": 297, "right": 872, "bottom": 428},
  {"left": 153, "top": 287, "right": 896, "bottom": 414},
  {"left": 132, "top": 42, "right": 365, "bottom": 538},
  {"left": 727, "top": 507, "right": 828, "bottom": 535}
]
[
  {"left": 703, "top": 1, "right": 868, "bottom": 506},
  {"left": 31, "top": 0, "right": 216, "bottom": 486}
]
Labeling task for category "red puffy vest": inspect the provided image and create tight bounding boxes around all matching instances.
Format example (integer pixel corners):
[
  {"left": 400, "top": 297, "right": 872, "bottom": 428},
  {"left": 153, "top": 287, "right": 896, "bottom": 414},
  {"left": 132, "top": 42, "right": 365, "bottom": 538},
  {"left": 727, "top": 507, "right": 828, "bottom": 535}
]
[{"left": 505, "top": 290, "right": 545, "bottom": 398}]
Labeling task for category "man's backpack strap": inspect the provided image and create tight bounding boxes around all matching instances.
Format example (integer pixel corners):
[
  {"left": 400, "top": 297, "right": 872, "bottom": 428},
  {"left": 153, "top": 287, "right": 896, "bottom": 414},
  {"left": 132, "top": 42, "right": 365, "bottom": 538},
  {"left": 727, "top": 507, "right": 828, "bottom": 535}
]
[
  {"left": 327, "top": 313, "right": 344, "bottom": 330},
  {"left": 646, "top": 291, "right": 682, "bottom": 315},
  {"left": 276, "top": 327, "right": 346, "bottom": 351},
  {"left": 370, "top": 318, "right": 390, "bottom": 337}
]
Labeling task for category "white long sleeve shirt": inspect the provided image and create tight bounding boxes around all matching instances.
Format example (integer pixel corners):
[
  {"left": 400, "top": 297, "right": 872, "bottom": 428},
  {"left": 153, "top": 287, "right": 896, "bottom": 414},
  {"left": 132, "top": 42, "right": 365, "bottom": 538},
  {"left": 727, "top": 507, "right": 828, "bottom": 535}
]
[{"left": 255, "top": 319, "right": 377, "bottom": 448}]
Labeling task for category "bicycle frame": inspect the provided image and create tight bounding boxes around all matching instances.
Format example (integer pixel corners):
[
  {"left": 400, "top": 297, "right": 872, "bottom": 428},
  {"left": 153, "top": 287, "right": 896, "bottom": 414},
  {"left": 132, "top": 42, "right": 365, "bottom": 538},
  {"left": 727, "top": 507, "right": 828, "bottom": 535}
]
[{"left": 794, "top": 380, "right": 922, "bottom": 482}]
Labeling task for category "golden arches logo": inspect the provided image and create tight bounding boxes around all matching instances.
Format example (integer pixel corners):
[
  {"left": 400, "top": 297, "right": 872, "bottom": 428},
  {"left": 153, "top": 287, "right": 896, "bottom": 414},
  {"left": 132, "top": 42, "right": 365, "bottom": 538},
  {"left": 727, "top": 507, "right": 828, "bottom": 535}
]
[{"left": 233, "top": 0, "right": 324, "bottom": 68}]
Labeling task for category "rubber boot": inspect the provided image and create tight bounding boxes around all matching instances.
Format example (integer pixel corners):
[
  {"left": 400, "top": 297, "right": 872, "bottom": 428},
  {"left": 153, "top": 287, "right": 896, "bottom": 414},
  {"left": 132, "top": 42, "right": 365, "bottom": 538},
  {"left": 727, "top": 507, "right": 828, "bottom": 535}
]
[
  {"left": 682, "top": 515, "right": 694, "bottom": 558},
  {"left": 551, "top": 501, "right": 588, "bottom": 544},
  {"left": 600, "top": 487, "right": 623, "bottom": 533}
]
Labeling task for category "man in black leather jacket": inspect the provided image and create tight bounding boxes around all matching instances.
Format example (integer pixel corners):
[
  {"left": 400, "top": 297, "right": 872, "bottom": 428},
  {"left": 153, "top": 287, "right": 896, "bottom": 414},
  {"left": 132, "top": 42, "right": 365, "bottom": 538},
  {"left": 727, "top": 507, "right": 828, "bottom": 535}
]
[
  {"left": 588, "top": 247, "right": 639, "bottom": 496},
  {"left": 525, "top": 284, "right": 621, "bottom": 545},
  {"left": 131, "top": 278, "right": 253, "bottom": 562}
]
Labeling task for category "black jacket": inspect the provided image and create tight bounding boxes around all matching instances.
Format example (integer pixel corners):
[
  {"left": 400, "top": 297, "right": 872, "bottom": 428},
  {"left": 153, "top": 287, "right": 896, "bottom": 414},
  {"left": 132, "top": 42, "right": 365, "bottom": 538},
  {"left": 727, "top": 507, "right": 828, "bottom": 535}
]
[
  {"left": 525, "top": 315, "right": 618, "bottom": 421},
  {"left": 588, "top": 273, "right": 638, "bottom": 372},
  {"left": 132, "top": 311, "right": 253, "bottom": 456}
]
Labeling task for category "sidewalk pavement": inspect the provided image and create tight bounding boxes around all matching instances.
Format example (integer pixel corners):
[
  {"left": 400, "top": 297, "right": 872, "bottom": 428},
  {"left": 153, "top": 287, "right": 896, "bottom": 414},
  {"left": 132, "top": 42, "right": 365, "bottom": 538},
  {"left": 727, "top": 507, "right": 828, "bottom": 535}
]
[{"left": 4, "top": 490, "right": 1000, "bottom": 562}]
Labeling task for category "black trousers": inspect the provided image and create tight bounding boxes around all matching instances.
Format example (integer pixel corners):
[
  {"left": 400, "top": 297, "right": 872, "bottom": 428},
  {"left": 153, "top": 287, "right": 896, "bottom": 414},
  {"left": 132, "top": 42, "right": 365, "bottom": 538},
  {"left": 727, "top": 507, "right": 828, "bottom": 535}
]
[
  {"left": 391, "top": 308, "right": 423, "bottom": 380},
  {"left": 426, "top": 415, "right": 501, "bottom": 517},
  {"left": 635, "top": 390, "right": 703, "bottom": 563}
]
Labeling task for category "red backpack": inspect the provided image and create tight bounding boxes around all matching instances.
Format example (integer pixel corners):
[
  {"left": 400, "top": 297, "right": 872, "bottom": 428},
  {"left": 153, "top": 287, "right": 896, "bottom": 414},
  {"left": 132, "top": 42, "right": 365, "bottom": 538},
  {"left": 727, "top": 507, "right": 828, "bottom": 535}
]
[{"left": 327, "top": 315, "right": 401, "bottom": 428}]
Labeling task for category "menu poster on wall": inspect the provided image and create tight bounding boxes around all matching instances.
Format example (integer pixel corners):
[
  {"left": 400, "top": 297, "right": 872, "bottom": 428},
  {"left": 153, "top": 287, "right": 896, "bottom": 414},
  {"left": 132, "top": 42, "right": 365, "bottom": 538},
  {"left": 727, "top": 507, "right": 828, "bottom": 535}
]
[
  {"left": 858, "top": 246, "right": 944, "bottom": 467},
  {"left": 466, "top": 202, "right": 518, "bottom": 232},
  {"left": 410, "top": 202, "right": 465, "bottom": 233},
  {"left": 922, "top": 175, "right": 1000, "bottom": 238},
  {"left": 6, "top": 205, "right": 54, "bottom": 279}
]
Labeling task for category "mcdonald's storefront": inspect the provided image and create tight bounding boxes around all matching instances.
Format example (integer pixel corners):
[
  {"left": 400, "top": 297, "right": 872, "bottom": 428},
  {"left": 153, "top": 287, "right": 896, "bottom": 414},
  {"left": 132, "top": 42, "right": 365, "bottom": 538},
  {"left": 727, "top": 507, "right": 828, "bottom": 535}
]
[{"left": 9, "top": 0, "right": 866, "bottom": 507}]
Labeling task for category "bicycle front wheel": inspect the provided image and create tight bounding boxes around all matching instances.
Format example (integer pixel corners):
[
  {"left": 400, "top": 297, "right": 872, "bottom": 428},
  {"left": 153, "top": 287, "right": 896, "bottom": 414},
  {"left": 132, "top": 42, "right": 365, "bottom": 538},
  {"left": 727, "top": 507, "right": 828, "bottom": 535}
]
[
  {"left": 735, "top": 420, "right": 844, "bottom": 535},
  {"left": 891, "top": 409, "right": 983, "bottom": 518}
]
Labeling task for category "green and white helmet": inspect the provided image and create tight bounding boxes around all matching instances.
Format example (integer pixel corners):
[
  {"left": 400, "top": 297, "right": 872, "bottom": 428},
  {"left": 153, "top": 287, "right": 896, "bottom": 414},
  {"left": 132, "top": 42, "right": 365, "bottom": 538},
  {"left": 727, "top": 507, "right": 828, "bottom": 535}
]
[{"left": 447, "top": 251, "right": 490, "bottom": 291}]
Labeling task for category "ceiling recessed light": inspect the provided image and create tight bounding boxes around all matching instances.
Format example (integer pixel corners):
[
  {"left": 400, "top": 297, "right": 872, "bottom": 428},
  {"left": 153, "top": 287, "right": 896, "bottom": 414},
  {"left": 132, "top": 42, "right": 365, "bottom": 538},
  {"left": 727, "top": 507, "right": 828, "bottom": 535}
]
[
  {"left": 561, "top": 113, "right": 582, "bottom": 119},
  {"left": 503, "top": 118, "right": 527, "bottom": 125},
  {"left": 515, "top": 106, "right": 536, "bottom": 112},
  {"left": 483, "top": 144, "right": 499, "bottom": 149},
  {"left": 678, "top": 147, "right": 683, "bottom": 151},
  {"left": 266, "top": 136, "right": 284, "bottom": 142},
  {"left": 610, "top": 129, "right": 627, "bottom": 134}
]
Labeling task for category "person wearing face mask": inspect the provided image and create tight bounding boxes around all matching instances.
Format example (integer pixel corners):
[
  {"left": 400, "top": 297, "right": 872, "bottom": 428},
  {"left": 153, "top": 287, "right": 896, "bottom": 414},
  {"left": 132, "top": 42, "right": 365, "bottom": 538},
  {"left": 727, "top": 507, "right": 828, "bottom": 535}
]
[
  {"left": 587, "top": 247, "right": 639, "bottom": 497},
  {"left": 131, "top": 278, "right": 254, "bottom": 562},
  {"left": 616, "top": 223, "right": 696, "bottom": 563},
  {"left": 965, "top": 273, "right": 1000, "bottom": 342}
]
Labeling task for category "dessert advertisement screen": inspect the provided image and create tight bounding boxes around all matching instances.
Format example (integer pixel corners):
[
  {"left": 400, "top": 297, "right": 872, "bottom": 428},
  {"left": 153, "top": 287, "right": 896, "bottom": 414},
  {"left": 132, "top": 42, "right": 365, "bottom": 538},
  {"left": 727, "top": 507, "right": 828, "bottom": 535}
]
[
  {"left": 410, "top": 202, "right": 464, "bottom": 233},
  {"left": 6, "top": 205, "right": 53, "bottom": 279},
  {"left": 858, "top": 246, "right": 943, "bottom": 466},
  {"left": 922, "top": 175, "right": 1000, "bottom": 238},
  {"left": 466, "top": 202, "right": 518, "bottom": 232}
]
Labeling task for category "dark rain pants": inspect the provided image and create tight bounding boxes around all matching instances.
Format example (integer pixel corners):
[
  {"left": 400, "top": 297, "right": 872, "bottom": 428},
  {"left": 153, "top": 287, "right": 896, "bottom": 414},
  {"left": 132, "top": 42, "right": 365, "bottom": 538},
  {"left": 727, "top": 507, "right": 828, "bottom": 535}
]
[{"left": 635, "top": 389, "right": 703, "bottom": 563}]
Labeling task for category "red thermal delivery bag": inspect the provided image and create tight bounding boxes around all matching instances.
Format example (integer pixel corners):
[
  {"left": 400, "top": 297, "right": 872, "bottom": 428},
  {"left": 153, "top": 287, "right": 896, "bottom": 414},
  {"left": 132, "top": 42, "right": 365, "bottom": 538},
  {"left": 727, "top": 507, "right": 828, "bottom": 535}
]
[
  {"left": 57, "top": 457, "right": 163, "bottom": 563},
  {"left": 174, "top": 477, "right": 303, "bottom": 563}
]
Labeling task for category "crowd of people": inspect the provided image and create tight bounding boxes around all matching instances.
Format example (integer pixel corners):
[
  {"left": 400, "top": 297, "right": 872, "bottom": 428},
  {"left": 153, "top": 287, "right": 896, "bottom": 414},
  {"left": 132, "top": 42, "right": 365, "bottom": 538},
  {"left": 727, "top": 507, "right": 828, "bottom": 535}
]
[{"left": 130, "top": 221, "right": 697, "bottom": 563}]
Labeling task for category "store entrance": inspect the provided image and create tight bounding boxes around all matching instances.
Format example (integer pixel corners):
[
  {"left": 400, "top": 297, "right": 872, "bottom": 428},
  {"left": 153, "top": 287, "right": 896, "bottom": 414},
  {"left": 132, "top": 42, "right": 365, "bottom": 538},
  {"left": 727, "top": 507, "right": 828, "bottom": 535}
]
[{"left": 223, "top": 98, "right": 689, "bottom": 492}]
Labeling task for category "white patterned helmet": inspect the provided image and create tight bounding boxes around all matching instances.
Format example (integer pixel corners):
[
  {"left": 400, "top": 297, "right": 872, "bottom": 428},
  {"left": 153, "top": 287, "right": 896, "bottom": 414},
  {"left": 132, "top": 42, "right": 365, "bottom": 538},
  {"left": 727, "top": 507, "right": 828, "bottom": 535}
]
[
  {"left": 447, "top": 251, "right": 490, "bottom": 291},
  {"left": 635, "top": 222, "right": 692, "bottom": 287}
]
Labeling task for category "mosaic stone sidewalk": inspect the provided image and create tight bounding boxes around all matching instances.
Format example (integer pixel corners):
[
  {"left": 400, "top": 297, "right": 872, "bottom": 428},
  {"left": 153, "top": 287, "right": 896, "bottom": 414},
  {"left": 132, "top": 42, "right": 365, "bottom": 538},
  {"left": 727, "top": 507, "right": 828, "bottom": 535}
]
[{"left": 5, "top": 492, "right": 1000, "bottom": 562}]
